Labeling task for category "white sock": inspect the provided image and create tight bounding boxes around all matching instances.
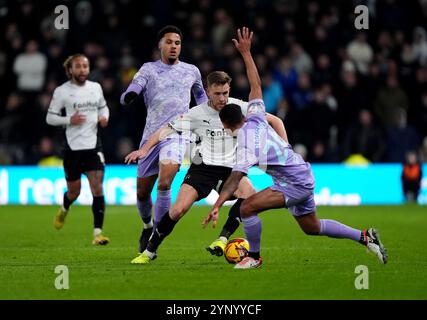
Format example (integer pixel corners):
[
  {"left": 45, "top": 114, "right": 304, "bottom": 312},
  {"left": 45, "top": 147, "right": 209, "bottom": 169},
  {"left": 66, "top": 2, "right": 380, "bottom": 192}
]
[
  {"left": 144, "top": 249, "right": 156, "bottom": 258},
  {"left": 144, "top": 221, "right": 153, "bottom": 229},
  {"left": 219, "top": 236, "right": 227, "bottom": 243},
  {"left": 94, "top": 228, "right": 102, "bottom": 237}
]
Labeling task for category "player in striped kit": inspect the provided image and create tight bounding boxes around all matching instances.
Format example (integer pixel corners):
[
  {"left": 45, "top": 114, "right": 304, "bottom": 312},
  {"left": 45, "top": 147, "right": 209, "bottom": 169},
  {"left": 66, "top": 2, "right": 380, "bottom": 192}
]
[
  {"left": 46, "top": 54, "right": 110, "bottom": 245},
  {"left": 124, "top": 71, "right": 287, "bottom": 264}
]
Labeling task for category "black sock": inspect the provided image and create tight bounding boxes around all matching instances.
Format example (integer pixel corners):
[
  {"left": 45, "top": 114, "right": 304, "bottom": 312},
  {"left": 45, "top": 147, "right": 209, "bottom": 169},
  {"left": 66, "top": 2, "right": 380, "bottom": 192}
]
[
  {"left": 63, "top": 192, "right": 74, "bottom": 210},
  {"left": 147, "top": 212, "right": 177, "bottom": 253},
  {"left": 219, "top": 198, "right": 244, "bottom": 239},
  {"left": 248, "top": 251, "right": 260, "bottom": 260},
  {"left": 359, "top": 230, "right": 366, "bottom": 245},
  {"left": 92, "top": 196, "right": 105, "bottom": 229},
  {"left": 142, "top": 216, "right": 152, "bottom": 224}
]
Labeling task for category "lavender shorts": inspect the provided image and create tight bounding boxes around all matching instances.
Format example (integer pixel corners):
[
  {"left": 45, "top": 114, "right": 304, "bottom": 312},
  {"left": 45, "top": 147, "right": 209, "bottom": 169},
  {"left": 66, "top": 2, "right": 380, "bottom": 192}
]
[
  {"left": 137, "top": 137, "right": 187, "bottom": 178},
  {"left": 270, "top": 183, "right": 316, "bottom": 217}
]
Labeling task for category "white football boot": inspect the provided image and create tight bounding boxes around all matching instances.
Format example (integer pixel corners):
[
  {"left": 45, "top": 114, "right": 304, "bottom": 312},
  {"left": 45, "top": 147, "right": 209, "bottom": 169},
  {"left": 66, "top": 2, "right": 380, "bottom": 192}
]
[
  {"left": 365, "top": 228, "right": 388, "bottom": 264},
  {"left": 234, "top": 257, "right": 263, "bottom": 269}
]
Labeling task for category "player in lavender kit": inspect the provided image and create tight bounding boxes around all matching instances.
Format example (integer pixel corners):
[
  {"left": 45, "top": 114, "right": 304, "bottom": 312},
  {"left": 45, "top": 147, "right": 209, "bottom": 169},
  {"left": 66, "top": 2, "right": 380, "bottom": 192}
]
[
  {"left": 203, "top": 27, "right": 388, "bottom": 269},
  {"left": 120, "top": 26, "right": 208, "bottom": 257}
]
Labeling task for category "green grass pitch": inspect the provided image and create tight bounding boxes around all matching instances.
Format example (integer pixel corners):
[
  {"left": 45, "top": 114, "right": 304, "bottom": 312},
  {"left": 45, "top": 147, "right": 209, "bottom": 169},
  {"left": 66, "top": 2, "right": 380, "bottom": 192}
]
[{"left": 0, "top": 204, "right": 426, "bottom": 300}]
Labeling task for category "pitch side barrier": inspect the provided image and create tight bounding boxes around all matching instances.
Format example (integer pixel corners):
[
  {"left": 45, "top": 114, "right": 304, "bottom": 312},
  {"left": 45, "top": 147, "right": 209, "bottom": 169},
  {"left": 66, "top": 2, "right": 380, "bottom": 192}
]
[{"left": 0, "top": 164, "right": 425, "bottom": 205}]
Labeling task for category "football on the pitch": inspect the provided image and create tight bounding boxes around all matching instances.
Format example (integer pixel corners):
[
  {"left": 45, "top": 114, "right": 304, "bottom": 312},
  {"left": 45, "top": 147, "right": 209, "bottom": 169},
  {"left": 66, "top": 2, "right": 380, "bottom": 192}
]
[{"left": 224, "top": 238, "right": 250, "bottom": 264}]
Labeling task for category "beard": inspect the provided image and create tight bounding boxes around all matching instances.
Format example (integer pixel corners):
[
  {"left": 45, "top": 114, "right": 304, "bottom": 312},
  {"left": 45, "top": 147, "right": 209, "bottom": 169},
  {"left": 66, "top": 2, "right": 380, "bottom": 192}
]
[
  {"left": 72, "top": 74, "right": 87, "bottom": 85},
  {"left": 167, "top": 56, "right": 177, "bottom": 64}
]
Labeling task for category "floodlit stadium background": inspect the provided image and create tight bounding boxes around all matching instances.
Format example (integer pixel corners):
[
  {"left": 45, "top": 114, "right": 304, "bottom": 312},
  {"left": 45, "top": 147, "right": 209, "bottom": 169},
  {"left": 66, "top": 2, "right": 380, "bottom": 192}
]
[{"left": 0, "top": 0, "right": 426, "bottom": 205}]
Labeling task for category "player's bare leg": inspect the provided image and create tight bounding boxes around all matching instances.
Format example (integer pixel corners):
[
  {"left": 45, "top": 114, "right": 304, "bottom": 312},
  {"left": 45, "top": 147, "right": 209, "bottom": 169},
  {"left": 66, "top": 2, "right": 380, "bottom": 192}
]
[
  {"left": 235, "top": 188, "right": 286, "bottom": 269},
  {"left": 208, "top": 176, "right": 256, "bottom": 256},
  {"left": 54, "top": 179, "right": 81, "bottom": 230},
  {"left": 131, "top": 183, "right": 199, "bottom": 264},
  {"left": 169, "top": 184, "right": 199, "bottom": 220},
  {"left": 136, "top": 175, "right": 158, "bottom": 252},
  {"left": 87, "top": 170, "right": 109, "bottom": 245}
]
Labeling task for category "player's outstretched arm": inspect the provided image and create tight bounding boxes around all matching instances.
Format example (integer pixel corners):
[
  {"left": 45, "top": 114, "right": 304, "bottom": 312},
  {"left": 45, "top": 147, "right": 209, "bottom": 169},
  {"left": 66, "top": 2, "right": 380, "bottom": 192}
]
[
  {"left": 232, "top": 27, "right": 262, "bottom": 101},
  {"left": 266, "top": 113, "right": 288, "bottom": 143},
  {"left": 124, "top": 125, "right": 173, "bottom": 164},
  {"left": 202, "top": 171, "right": 245, "bottom": 228},
  {"left": 120, "top": 84, "right": 141, "bottom": 106}
]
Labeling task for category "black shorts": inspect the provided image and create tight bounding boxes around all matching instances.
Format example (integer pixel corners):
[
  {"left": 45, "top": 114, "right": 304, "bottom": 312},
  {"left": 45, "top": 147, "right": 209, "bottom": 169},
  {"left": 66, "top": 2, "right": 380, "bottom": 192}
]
[
  {"left": 63, "top": 148, "right": 105, "bottom": 181},
  {"left": 182, "top": 162, "right": 233, "bottom": 201}
]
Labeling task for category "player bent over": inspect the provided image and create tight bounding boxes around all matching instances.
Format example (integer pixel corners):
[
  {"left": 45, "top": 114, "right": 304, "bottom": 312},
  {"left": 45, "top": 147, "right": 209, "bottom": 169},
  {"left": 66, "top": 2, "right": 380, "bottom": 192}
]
[
  {"left": 203, "top": 27, "right": 388, "bottom": 269},
  {"left": 46, "top": 54, "right": 110, "bottom": 245},
  {"left": 124, "top": 71, "right": 287, "bottom": 264}
]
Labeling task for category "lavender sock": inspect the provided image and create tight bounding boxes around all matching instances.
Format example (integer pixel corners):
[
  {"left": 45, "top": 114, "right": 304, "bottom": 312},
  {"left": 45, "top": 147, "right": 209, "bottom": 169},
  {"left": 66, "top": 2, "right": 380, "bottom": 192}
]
[
  {"left": 137, "top": 198, "right": 152, "bottom": 224},
  {"left": 153, "top": 190, "right": 171, "bottom": 230},
  {"left": 319, "top": 219, "right": 362, "bottom": 242},
  {"left": 242, "top": 215, "right": 262, "bottom": 253}
]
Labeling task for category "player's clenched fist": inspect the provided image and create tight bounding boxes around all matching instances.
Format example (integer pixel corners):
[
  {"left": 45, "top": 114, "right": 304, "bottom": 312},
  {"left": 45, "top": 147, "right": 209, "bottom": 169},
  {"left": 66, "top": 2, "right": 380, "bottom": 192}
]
[{"left": 70, "top": 110, "right": 86, "bottom": 125}]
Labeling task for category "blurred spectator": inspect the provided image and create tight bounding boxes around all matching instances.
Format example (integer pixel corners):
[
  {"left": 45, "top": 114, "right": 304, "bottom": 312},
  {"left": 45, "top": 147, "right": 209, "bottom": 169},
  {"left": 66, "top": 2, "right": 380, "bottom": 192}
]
[
  {"left": 343, "top": 109, "right": 385, "bottom": 162},
  {"left": 313, "top": 54, "right": 333, "bottom": 85},
  {"left": 262, "top": 72, "right": 285, "bottom": 115},
  {"left": 113, "top": 137, "right": 134, "bottom": 163},
  {"left": 347, "top": 32, "right": 374, "bottom": 75},
  {"left": 387, "top": 108, "right": 420, "bottom": 162},
  {"left": 0, "top": 93, "right": 25, "bottom": 144},
  {"left": 306, "top": 85, "right": 335, "bottom": 146},
  {"left": 414, "top": 91, "right": 427, "bottom": 139},
  {"left": 291, "top": 72, "right": 312, "bottom": 111},
  {"left": 307, "top": 140, "right": 336, "bottom": 163},
  {"left": 0, "top": 145, "right": 13, "bottom": 165},
  {"left": 13, "top": 40, "right": 47, "bottom": 92},
  {"left": 273, "top": 56, "right": 299, "bottom": 96},
  {"left": 290, "top": 43, "right": 314, "bottom": 75},
  {"left": 412, "top": 26, "right": 427, "bottom": 66},
  {"left": 211, "top": 9, "right": 235, "bottom": 55},
  {"left": 335, "top": 61, "right": 367, "bottom": 142},
  {"left": 35, "top": 137, "right": 62, "bottom": 167},
  {"left": 374, "top": 75, "right": 409, "bottom": 128},
  {"left": 293, "top": 143, "right": 308, "bottom": 161},
  {"left": 401, "top": 151, "right": 422, "bottom": 202}
]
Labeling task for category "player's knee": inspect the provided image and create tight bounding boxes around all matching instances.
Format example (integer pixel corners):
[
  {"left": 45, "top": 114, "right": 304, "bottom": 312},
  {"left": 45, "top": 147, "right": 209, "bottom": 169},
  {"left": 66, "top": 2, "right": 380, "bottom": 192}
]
[
  {"left": 301, "top": 223, "right": 320, "bottom": 235},
  {"left": 67, "top": 190, "right": 80, "bottom": 201},
  {"left": 240, "top": 200, "right": 255, "bottom": 218},
  {"left": 157, "top": 179, "right": 172, "bottom": 191},
  {"left": 170, "top": 205, "right": 187, "bottom": 220},
  {"left": 91, "top": 185, "right": 103, "bottom": 197}
]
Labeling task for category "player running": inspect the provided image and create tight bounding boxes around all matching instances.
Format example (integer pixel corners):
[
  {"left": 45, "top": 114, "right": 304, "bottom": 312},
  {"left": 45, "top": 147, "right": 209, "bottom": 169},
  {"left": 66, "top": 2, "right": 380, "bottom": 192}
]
[
  {"left": 120, "top": 25, "right": 208, "bottom": 256},
  {"left": 203, "top": 27, "right": 388, "bottom": 269},
  {"left": 124, "top": 71, "right": 287, "bottom": 264},
  {"left": 46, "top": 53, "right": 110, "bottom": 245}
]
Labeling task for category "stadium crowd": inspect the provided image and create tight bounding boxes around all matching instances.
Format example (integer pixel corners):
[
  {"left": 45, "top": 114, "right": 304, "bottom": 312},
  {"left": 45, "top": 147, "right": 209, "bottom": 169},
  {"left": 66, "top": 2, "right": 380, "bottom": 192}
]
[{"left": 1, "top": 0, "right": 427, "bottom": 165}]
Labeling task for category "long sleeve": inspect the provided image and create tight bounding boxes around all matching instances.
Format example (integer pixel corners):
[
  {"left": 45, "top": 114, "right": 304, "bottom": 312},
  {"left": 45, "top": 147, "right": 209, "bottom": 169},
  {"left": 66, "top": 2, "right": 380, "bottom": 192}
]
[
  {"left": 97, "top": 84, "right": 110, "bottom": 120},
  {"left": 120, "top": 64, "right": 149, "bottom": 105},
  {"left": 191, "top": 67, "right": 208, "bottom": 105},
  {"left": 46, "top": 87, "right": 70, "bottom": 126}
]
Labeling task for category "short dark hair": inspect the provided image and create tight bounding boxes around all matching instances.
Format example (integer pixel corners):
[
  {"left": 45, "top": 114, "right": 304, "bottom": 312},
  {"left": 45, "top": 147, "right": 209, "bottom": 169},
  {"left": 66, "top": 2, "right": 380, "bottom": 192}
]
[
  {"left": 219, "top": 104, "right": 244, "bottom": 127},
  {"left": 157, "top": 25, "right": 183, "bottom": 42},
  {"left": 207, "top": 71, "right": 232, "bottom": 87}
]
